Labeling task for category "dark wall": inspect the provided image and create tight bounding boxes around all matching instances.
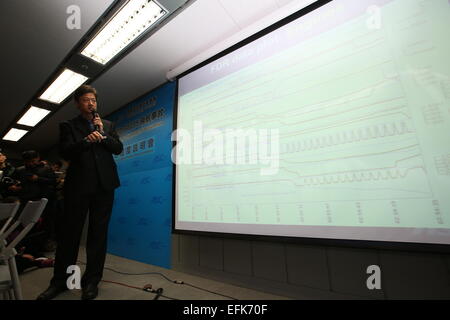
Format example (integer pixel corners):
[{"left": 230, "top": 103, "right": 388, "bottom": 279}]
[{"left": 172, "top": 234, "right": 450, "bottom": 299}]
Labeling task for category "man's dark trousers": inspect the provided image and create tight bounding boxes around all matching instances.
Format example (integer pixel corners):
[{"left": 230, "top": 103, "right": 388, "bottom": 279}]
[{"left": 51, "top": 188, "right": 114, "bottom": 288}]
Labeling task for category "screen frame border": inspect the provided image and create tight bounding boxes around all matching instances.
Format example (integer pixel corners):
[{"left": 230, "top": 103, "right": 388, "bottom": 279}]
[{"left": 171, "top": 0, "right": 450, "bottom": 254}]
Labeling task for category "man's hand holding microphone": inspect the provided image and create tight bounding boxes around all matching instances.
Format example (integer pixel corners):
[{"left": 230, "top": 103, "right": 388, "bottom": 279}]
[{"left": 85, "top": 110, "right": 106, "bottom": 143}]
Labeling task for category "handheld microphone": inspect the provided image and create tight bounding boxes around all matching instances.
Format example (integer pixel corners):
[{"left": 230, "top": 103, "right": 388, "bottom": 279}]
[{"left": 91, "top": 110, "right": 101, "bottom": 132}]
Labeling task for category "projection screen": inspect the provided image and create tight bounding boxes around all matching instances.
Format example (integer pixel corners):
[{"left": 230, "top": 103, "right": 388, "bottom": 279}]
[{"left": 174, "top": 0, "right": 450, "bottom": 245}]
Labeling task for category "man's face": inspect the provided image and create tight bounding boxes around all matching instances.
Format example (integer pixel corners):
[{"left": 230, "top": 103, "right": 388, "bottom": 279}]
[
  {"left": 76, "top": 93, "right": 97, "bottom": 116},
  {"left": 0, "top": 153, "right": 6, "bottom": 165},
  {"left": 25, "top": 157, "right": 40, "bottom": 169}
]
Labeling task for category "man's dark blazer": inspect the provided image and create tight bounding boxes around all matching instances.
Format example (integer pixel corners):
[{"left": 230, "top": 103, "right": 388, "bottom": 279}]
[{"left": 59, "top": 115, "right": 123, "bottom": 195}]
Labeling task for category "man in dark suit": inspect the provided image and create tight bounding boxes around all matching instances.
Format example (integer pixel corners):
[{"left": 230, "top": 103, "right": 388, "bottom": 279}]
[
  {"left": 37, "top": 85, "right": 123, "bottom": 300},
  {"left": 13, "top": 150, "right": 56, "bottom": 203}
]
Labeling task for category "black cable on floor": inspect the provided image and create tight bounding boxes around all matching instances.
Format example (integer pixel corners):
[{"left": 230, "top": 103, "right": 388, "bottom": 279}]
[
  {"left": 77, "top": 260, "right": 238, "bottom": 300},
  {"left": 101, "top": 279, "right": 178, "bottom": 300}
]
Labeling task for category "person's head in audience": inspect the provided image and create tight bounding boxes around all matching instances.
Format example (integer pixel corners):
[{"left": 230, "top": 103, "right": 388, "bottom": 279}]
[
  {"left": 0, "top": 151, "right": 7, "bottom": 169},
  {"left": 51, "top": 160, "right": 63, "bottom": 172},
  {"left": 22, "top": 150, "right": 41, "bottom": 169}
]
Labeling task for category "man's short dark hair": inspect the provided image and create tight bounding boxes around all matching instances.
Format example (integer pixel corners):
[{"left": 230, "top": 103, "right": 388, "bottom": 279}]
[
  {"left": 74, "top": 85, "right": 97, "bottom": 103},
  {"left": 22, "top": 150, "right": 40, "bottom": 161},
  {"left": 52, "top": 160, "right": 63, "bottom": 168}
]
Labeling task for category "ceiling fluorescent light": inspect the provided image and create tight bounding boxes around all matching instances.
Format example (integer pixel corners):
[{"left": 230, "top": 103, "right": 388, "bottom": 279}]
[
  {"left": 81, "top": 0, "right": 167, "bottom": 65},
  {"left": 39, "top": 69, "right": 89, "bottom": 104},
  {"left": 17, "top": 106, "right": 51, "bottom": 127},
  {"left": 2, "top": 128, "right": 28, "bottom": 142}
]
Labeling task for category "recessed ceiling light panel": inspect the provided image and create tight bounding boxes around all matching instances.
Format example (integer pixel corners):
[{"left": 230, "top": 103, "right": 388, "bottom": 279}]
[
  {"left": 2, "top": 128, "right": 29, "bottom": 142},
  {"left": 17, "top": 106, "right": 51, "bottom": 127},
  {"left": 81, "top": 0, "right": 167, "bottom": 65},
  {"left": 39, "top": 69, "right": 89, "bottom": 104}
]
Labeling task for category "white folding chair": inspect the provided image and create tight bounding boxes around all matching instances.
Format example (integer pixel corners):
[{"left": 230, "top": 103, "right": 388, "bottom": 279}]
[
  {"left": 0, "top": 198, "right": 48, "bottom": 300},
  {"left": 0, "top": 202, "right": 20, "bottom": 240}
]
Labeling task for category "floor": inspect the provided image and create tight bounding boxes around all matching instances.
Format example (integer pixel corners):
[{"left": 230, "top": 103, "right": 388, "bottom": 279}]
[{"left": 20, "top": 248, "right": 291, "bottom": 300}]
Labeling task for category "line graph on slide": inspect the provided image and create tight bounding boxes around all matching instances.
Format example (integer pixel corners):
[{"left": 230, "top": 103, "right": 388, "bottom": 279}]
[{"left": 177, "top": 0, "right": 450, "bottom": 229}]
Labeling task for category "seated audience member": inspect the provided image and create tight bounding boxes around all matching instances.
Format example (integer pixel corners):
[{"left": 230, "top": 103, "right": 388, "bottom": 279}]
[
  {"left": 0, "top": 150, "right": 20, "bottom": 202},
  {"left": 14, "top": 150, "right": 57, "bottom": 250},
  {"left": 15, "top": 247, "right": 55, "bottom": 274},
  {"left": 14, "top": 150, "right": 57, "bottom": 203}
]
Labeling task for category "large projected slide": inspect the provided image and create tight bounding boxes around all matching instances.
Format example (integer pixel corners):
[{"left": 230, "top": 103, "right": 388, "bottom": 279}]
[{"left": 175, "top": 0, "right": 450, "bottom": 245}]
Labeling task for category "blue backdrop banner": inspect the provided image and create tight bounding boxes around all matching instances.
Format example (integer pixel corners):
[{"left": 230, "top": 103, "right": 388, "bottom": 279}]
[{"left": 106, "top": 81, "right": 175, "bottom": 269}]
